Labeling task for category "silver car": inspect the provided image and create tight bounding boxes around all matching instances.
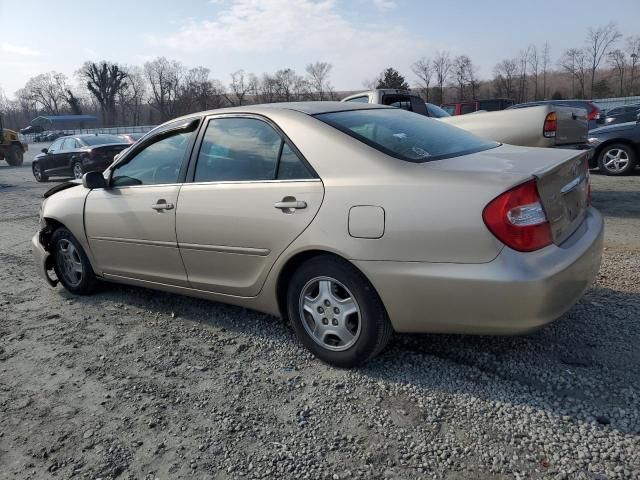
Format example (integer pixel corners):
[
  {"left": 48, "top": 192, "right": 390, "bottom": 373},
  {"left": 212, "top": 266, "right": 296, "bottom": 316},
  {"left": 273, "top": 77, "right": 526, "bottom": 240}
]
[{"left": 32, "top": 103, "right": 603, "bottom": 367}]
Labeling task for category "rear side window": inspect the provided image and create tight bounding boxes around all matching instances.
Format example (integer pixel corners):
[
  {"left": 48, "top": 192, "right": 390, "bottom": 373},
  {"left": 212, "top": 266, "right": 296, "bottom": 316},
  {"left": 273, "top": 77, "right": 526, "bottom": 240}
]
[
  {"left": 315, "top": 108, "right": 498, "bottom": 163},
  {"left": 345, "top": 96, "right": 369, "bottom": 103},
  {"left": 194, "top": 117, "right": 313, "bottom": 182},
  {"left": 460, "top": 103, "right": 476, "bottom": 115}
]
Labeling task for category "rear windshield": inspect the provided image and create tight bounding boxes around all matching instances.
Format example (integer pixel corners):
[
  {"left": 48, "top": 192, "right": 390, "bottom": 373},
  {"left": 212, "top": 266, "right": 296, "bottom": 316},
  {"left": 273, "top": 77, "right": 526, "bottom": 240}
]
[
  {"left": 315, "top": 108, "right": 498, "bottom": 162},
  {"left": 79, "top": 135, "right": 126, "bottom": 146}
]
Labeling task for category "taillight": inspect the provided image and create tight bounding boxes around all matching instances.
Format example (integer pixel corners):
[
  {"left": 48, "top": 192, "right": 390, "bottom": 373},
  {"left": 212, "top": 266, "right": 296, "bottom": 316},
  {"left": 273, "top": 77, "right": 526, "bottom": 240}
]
[
  {"left": 482, "top": 179, "right": 552, "bottom": 252},
  {"left": 587, "top": 103, "right": 600, "bottom": 121},
  {"left": 543, "top": 112, "right": 557, "bottom": 138}
]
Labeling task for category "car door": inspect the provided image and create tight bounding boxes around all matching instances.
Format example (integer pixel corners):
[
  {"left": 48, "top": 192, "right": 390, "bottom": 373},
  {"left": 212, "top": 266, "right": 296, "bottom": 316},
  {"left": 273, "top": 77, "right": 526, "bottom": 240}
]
[
  {"left": 41, "top": 138, "right": 64, "bottom": 174},
  {"left": 176, "top": 115, "right": 324, "bottom": 296},
  {"left": 84, "top": 121, "right": 200, "bottom": 286},
  {"left": 59, "top": 138, "right": 78, "bottom": 175}
]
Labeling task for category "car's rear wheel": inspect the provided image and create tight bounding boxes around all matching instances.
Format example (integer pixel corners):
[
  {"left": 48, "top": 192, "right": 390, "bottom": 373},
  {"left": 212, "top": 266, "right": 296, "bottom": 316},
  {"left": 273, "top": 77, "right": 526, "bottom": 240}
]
[
  {"left": 32, "top": 162, "right": 48, "bottom": 182},
  {"left": 51, "top": 227, "right": 97, "bottom": 295},
  {"left": 287, "top": 255, "right": 393, "bottom": 367},
  {"left": 597, "top": 143, "right": 637, "bottom": 175},
  {"left": 72, "top": 161, "right": 84, "bottom": 179}
]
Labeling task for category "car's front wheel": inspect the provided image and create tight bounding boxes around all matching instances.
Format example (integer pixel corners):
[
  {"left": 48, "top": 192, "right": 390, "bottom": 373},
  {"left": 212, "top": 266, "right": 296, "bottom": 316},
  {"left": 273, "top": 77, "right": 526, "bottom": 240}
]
[
  {"left": 51, "top": 227, "right": 97, "bottom": 295},
  {"left": 32, "top": 162, "right": 48, "bottom": 182},
  {"left": 597, "top": 143, "right": 637, "bottom": 175},
  {"left": 287, "top": 255, "right": 393, "bottom": 367}
]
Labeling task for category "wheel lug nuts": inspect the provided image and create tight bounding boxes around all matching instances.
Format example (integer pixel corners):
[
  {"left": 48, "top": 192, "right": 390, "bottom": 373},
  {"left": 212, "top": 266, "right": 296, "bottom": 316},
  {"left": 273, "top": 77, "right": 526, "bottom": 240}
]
[
  {"left": 324, "top": 299, "right": 331, "bottom": 307},
  {"left": 333, "top": 307, "right": 340, "bottom": 314},
  {"left": 332, "top": 319, "right": 338, "bottom": 326},
  {"left": 322, "top": 318, "right": 328, "bottom": 325},
  {"left": 317, "top": 306, "right": 324, "bottom": 313}
]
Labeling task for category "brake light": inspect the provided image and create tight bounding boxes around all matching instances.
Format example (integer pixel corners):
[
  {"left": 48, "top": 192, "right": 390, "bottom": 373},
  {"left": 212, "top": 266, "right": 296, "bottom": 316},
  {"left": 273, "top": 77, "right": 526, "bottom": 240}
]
[
  {"left": 587, "top": 103, "right": 600, "bottom": 121},
  {"left": 543, "top": 112, "right": 557, "bottom": 138},
  {"left": 482, "top": 180, "right": 552, "bottom": 252}
]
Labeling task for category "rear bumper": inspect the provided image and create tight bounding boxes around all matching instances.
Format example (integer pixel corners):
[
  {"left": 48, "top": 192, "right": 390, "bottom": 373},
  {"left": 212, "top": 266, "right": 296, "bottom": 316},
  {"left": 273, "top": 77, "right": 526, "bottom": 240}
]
[
  {"left": 31, "top": 232, "right": 57, "bottom": 287},
  {"left": 355, "top": 207, "right": 604, "bottom": 334}
]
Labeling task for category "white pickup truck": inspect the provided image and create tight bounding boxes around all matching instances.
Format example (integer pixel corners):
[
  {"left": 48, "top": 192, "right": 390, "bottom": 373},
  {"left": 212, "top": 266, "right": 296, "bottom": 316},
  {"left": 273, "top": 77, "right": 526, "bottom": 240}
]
[{"left": 342, "top": 89, "right": 591, "bottom": 151}]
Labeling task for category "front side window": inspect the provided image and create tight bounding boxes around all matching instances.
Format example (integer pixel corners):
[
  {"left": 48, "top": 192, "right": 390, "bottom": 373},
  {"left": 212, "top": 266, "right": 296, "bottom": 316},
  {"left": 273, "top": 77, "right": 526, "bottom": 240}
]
[
  {"left": 48, "top": 139, "right": 64, "bottom": 153},
  {"left": 111, "top": 131, "right": 194, "bottom": 187},
  {"left": 316, "top": 108, "right": 498, "bottom": 163},
  {"left": 194, "top": 117, "right": 312, "bottom": 182},
  {"left": 62, "top": 138, "right": 77, "bottom": 150}
]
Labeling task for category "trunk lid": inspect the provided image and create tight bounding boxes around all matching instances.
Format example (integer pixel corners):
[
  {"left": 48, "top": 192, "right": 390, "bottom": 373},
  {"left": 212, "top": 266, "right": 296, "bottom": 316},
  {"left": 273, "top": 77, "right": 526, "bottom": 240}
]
[
  {"left": 553, "top": 106, "right": 588, "bottom": 145},
  {"left": 533, "top": 149, "right": 590, "bottom": 245},
  {"left": 428, "top": 144, "right": 590, "bottom": 246}
]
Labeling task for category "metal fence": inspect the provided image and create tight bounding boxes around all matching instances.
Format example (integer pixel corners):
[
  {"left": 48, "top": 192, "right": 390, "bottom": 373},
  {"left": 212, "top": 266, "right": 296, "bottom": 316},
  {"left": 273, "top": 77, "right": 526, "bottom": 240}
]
[
  {"left": 24, "top": 125, "right": 157, "bottom": 144},
  {"left": 593, "top": 96, "right": 640, "bottom": 111}
]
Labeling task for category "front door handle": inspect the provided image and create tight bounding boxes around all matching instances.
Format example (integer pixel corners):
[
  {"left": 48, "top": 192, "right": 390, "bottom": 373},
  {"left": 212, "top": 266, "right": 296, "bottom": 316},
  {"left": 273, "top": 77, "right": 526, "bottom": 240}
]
[
  {"left": 274, "top": 197, "right": 307, "bottom": 213},
  {"left": 151, "top": 199, "right": 174, "bottom": 211}
]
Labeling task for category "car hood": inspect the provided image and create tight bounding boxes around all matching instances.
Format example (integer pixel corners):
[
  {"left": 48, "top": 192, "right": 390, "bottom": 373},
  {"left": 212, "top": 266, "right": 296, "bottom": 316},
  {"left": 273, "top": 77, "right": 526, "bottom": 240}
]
[{"left": 589, "top": 121, "right": 638, "bottom": 135}]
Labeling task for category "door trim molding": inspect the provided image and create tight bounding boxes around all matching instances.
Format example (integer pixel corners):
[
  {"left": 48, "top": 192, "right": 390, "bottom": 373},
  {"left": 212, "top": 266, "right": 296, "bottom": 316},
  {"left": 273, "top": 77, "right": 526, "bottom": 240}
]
[
  {"left": 178, "top": 242, "right": 270, "bottom": 256},
  {"left": 90, "top": 236, "right": 177, "bottom": 248}
]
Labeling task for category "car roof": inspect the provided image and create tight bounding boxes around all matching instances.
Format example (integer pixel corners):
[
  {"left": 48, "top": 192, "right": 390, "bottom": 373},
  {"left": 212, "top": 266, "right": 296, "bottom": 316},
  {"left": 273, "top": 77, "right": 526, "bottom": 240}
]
[{"left": 171, "top": 101, "right": 391, "bottom": 122}]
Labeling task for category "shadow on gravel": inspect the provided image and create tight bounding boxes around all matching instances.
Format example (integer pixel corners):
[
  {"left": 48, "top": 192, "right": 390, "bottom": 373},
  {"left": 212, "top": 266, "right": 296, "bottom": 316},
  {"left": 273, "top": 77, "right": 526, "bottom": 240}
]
[
  {"left": 50, "top": 281, "right": 640, "bottom": 435},
  {"left": 591, "top": 189, "right": 640, "bottom": 219}
]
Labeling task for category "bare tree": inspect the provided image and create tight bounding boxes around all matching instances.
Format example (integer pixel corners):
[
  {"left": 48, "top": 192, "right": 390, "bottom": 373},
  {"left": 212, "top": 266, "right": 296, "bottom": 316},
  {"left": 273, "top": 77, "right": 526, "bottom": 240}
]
[
  {"left": 542, "top": 41, "right": 551, "bottom": 99},
  {"left": 452, "top": 55, "right": 472, "bottom": 101},
  {"left": 411, "top": 57, "right": 433, "bottom": 102},
  {"left": 432, "top": 51, "right": 452, "bottom": 104},
  {"left": 493, "top": 59, "right": 518, "bottom": 99},
  {"left": 585, "top": 22, "right": 622, "bottom": 97},
  {"left": 559, "top": 48, "right": 588, "bottom": 98},
  {"left": 23, "top": 72, "right": 68, "bottom": 114},
  {"left": 118, "top": 66, "right": 146, "bottom": 125},
  {"left": 305, "top": 62, "right": 332, "bottom": 100},
  {"left": 528, "top": 45, "right": 540, "bottom": 100},
  {"left": 626, "top": 36, "right": 640, "bottom": 94},
  {"left": 227, "top": 70, "right": 257, "bottom": 106},
  {"left": 608, "top": 49, "right": 627, "bottom": 96},
  {"left": 79, "top": 61, "right": 129, "bottom": 125},
  {"left": 144, "top": 57, "right": 184, "bottom": 121},
  {"left": 517, "top": 47, "right": 531, "bottom": 102}
]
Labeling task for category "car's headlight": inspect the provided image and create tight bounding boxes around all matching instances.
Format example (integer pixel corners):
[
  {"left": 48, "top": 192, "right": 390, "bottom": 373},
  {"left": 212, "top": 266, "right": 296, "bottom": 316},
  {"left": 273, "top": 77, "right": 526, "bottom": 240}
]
[{"left": 587, "top": 137, "right": 601, "bottom": 145}]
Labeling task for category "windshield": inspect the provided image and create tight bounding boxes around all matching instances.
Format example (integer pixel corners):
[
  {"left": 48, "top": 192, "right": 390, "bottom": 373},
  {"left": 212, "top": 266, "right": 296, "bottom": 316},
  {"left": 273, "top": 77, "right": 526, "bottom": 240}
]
[
  {"left": 315, "top": 108, "right": 498, "bottom": 162},
  {"left": 79, "top": 135, "right": 126, "bottom": 146}
]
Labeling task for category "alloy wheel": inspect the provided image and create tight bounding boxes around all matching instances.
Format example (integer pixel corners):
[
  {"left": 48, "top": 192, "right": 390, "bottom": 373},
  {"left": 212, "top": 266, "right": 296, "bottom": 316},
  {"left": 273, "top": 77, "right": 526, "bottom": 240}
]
[
  {"left": 603, "top": 148, "right": 630, "bottom": 173},
  {"left": 56, "top": 239, "right": 83, "bottom": 287},
  {"left": 73, "top": 163, "right": 83, "bottom": 179},
  {"left": 298, "top": 276, "right": 361, "bottom": 352},
  {"left": 33, "top": 164, "right": 42, "bottom": 181}
]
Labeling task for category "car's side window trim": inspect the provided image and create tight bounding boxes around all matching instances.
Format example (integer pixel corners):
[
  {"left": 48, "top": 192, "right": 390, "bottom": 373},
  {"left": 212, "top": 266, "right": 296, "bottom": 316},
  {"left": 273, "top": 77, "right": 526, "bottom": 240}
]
[
  {"left": 108, "top": 117, "right": 203, "bottom": 189},
  {"left": 185, "top": 113, "right": 319, "bottom": 184}
]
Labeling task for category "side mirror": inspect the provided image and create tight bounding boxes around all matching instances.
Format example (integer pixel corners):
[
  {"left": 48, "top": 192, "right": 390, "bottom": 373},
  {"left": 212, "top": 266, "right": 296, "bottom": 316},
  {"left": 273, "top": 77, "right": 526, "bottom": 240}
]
[
  {"left": 82, "top": 171, "right": 107, "bottom": 189},
  {"left": 41, "top": 148, "right": 48, "bottom": 154}
]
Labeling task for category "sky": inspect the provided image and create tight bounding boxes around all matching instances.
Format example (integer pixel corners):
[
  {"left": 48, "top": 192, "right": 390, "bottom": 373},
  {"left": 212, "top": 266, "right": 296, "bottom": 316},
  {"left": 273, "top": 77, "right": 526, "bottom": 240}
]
[{"left": 0, "top": 0, "right": 639, "bottom": 98}]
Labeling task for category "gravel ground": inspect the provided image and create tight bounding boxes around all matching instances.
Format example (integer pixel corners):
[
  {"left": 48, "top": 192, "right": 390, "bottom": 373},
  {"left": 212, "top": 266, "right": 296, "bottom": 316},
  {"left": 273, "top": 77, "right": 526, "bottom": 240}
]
[{"left": 0, "top": 147, "right": 639, "bottom": 479}]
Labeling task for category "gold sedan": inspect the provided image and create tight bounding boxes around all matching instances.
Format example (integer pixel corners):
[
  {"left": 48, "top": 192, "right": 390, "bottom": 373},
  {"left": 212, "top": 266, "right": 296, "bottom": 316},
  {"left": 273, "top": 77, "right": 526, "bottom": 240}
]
[{"left": 32, "top": 103, "right": 603, "bottom": 367}]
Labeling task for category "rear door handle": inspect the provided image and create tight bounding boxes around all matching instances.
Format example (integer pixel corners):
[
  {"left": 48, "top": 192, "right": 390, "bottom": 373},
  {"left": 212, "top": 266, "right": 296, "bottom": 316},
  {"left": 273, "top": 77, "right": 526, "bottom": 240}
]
[
  {"left": 152, "top": 200, "right": 174, "bottom": 211},
  {"left": 274, "top": 197, "right": 307, "bottom": 213}
]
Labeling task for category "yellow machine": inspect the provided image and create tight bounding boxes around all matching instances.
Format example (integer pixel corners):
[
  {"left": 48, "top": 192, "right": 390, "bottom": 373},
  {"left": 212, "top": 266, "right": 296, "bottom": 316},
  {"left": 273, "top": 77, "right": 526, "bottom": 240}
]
[{"left": 0, "top": 114, "right": 28, "bottom": 166}]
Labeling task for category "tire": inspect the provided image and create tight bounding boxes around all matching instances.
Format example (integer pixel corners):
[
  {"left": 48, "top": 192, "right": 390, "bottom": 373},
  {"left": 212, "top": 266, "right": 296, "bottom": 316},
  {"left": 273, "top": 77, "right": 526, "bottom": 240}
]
[
  {"left": 72, "top": 161, "right": 84, "bottom": 180},
  {"left": 5, "top": 145, "right": 24, "bottom": 166},
  {"left": 286, "top": 255, "right": 393, "bottom": 367},
  {"left": 597, "top": 143, "right": 637, "bottom": 176},
  {"left": 32, "top": 162, "right": 49, "bottom": 182},
  {"left": 50, "top": 227, "right": 97, "bottom": 295}
]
